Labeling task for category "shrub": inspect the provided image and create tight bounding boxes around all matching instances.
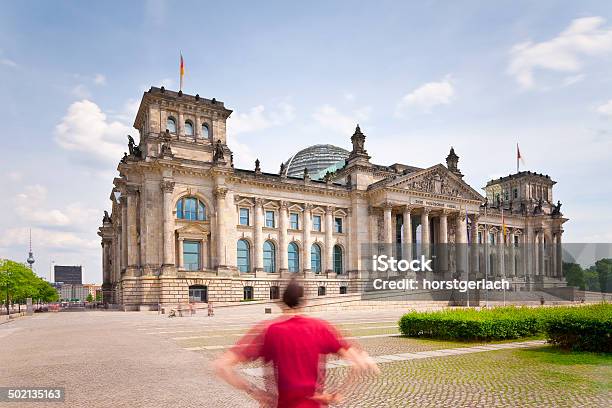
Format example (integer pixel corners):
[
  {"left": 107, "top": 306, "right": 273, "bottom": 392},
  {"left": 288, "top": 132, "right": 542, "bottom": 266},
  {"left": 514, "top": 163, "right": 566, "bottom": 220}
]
[
  {"left": 543, "top": 304, "right": 611, "bottom": 352},
  {"left": 398, "top": 304, "right": 612, "bottom": 347}
]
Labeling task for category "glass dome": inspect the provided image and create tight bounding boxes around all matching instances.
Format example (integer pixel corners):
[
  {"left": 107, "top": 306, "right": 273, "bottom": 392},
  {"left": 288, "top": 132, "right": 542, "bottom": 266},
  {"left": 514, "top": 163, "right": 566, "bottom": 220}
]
[{"left": 284, "top": 144, "right": 350, "bottom": 179}]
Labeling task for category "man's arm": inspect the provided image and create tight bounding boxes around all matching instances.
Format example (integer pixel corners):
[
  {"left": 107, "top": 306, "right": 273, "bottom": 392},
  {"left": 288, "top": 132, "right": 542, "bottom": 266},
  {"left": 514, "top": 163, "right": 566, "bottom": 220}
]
[{"left": 213, "top": 350, "right": 271, "bottom": 404}]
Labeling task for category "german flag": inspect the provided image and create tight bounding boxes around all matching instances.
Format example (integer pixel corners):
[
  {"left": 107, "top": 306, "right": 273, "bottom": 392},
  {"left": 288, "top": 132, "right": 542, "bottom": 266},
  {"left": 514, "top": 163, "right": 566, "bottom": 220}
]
[{"left": 180, "top": 53, "right": 185, "bottom": 91}]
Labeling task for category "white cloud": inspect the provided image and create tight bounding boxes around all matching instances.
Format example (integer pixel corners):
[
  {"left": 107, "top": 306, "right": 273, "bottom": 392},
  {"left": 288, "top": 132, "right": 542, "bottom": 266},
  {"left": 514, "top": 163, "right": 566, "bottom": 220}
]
[
  {"left": 227, "top": 102, "right": 295, "bottom": 135},
  {"left": 0, "top": 58, "right": 17, "bottom": 68},
  {"left": 93, "top": 73, "right": 106, "bottom": 85},
  {"left": 508, "top": 16, "right": 612, "bottom": 89},
  {"left": 0, "top": 227, "right": 98, "bottom": 252},
  {"left": 54, "top": 100, "right": 133, "bottom": 165},
  {"left": 312, "top": 105, "right": 371, "bottom": 135},
  {"left": 395, "top": 77, "right": 455, "bottom": 115},
  {"left": 596, "top": 99, "right": 612, "bottom": 117}
]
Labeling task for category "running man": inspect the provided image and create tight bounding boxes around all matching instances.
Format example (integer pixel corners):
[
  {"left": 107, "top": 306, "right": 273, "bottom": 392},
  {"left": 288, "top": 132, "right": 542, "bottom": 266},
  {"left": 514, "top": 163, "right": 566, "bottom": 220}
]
[{"left": 214, "top": 280, "right": 380, "bottom": 407}]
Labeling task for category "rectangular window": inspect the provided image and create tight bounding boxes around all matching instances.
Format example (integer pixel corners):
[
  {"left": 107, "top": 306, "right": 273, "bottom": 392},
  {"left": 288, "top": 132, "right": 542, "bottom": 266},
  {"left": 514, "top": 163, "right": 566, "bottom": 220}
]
[
  {"left": 290, "top": 213, "right": 299, "bottom": 229},
  {"left": 513, "top": 188, "right": 518, "bottom": 199},
  {"left": 489, "top": 233, "right": 496, "bottom": 245},
  {"left": 269, "top": 286, "right": 280, "bottom": 300},
  {"left": 339, "top": 286, "right": 347, "bottom": 295},
  {"left": 239, "top": 208, "right": 250, "bottom": 226},
  {"left": 183, "top": 240, "right": 201, "bottom": 271},
  {"left": 265, "top": 210, "right": 275, "bottom": 228},
  {"left": 312, "top": 215, "right": 321, "bottom": 231},
  {"left": 478, "top": 232, "right": 483, "bottom": 244},
  {"left": 334, "top": 217, "right": 343, "bottom": 233},
  {"left": 317, "top": 286, "right": 326, "bottom": 296},
  {"left": 243, "top": 286, "right": 254, "bottom": 301},
  {"left": 514, "top": 235, "right": 520, "bottom": 246},
  {"left": 189, "top": 286, "right": 208, "bottom": 302}
]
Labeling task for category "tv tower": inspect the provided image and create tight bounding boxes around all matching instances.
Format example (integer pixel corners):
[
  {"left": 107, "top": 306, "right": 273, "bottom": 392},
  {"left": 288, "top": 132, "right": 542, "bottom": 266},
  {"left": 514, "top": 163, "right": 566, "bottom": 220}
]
[{"left": 26, "top": 229, "right": 35, "bottom": 269}]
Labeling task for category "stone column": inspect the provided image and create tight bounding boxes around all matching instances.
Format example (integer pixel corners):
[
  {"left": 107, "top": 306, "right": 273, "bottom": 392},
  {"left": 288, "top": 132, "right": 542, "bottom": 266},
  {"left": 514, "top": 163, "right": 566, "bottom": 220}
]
[
  {"left": 383, "top": 203, "right": 393, "bottom": 245},
  {"left": 279, "top": 201, "right": 289, "bottom": 274},
  {"left": 469, "top": 215, "right": 480, "bottom": 278},
  {"left": 161, "top": 180, "right": 176, "bottom": 275},
  {"left": 177, "top": 238, "right": 184, "bottom": 270},
  {"left": 438, "top": 210, "right": 449, "bottom": 274},
  {"left": 421, "top": 208, "right": 431, "bottom": 257},
  {"left": 254, "top": 198, "right": 264, "bottom": 274},
  {"left": 215, "top": 186, "right": 229, "bottom": 270},
  {"left": 178, "top": 112, "right": 184, "bottom": 137},
  {"left": 195, "top": 116, "right": 201, "bottom": 139},
  {"left": 509, "top": 230, "right": 516, "bottom": 277},
  {"left": 455, "top": 212, "right": 468, "bottom": 277},
  {"left": 120, "top": 196, "right": 128, "bottom": 273},
  {"left": 126, "top": 187, "right": 139, "bottom": 277},
  {"left": 534, "top": 230, "right": 541, "bottom": 276},
  {"left": 555, "top": 231, "right": 563, "bottom": 278},
  {"left": 402, "top": 206, "right": 413, "bottom": 261},
  {"left": 303, "top": 204, "right": 313, "bottom": 274},
  {"left": 498, "top": 229, "right": 505, "bottom": 278},
  {"left": 325, "top": 206, "right": 334, "bottom": 274}
]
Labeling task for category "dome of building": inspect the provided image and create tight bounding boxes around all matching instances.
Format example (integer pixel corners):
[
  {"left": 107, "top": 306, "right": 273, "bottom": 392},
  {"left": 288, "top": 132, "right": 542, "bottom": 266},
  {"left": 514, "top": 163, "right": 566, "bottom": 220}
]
[{"left": 284, "top": 144, "right": 350, "bottom": 179}]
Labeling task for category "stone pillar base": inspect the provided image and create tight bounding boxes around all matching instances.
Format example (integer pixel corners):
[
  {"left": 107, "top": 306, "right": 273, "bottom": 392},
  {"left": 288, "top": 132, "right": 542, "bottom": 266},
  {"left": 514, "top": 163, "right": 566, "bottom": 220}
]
[
  {"left": 255, "top": 270, "right": 268, "bottom": 278},
  {"left": 216, "top": 265, "right": 234, "bottom": 277},
  {"left": 161, "top": 264, "right": 176, "bottom": 276},
  {"left": 125, "top": 266, "right": 139, "bottom": 277},
  {"left": 326, "top": 272, "right": 337, "bottom": 279}
]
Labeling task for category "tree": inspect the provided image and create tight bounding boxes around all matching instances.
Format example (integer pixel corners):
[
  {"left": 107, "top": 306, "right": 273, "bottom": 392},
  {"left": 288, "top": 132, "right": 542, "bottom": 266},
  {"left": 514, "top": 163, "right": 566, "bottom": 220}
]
[
  {"left": 594, "top": 258, "right": 612, "bottom": 293},
  {"left": 95, "top": 292, "right": 102, "bottom": 302},
  {"left": 563, "top": 262, "right": 585, "bottom": 290},
  {"left": 86, "top": 293, "right": 94, "bottom": 302}
]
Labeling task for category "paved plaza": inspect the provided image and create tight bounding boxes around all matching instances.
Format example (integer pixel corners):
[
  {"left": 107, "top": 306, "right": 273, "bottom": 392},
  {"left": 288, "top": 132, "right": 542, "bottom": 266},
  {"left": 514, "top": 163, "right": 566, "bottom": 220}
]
[{"left": 0, "top": 307, "right": 610, "bottom": 407}]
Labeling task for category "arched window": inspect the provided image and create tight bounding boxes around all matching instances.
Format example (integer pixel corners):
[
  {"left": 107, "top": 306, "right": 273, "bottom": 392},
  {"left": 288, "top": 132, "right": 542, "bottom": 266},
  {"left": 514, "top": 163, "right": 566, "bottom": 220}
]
[
  {"left": 263, "top": 241, "right": 276, "bottom": 273},
  {"left": 202, "top": 123, "right": 210, "bottom": 139},
  {"left": 166, "top": 117, "right": 177, "bottom": 133},
  {"left": 288, "top": 242, "right": 299, "bottom": 272},
  {"left": 311, "top": 243, "right": 322, "bottom": 274},
  {"left": 185, "top": 120, "right": 194, "bottom": 136},
  {"left": 333, "top": 245, "right": 343, "bottom": 274},
  {"left": 176, "top": 197, "right": 206, "bottom": 221},
  {"left": 237, "top": 239, "right": 251, "bottom": 273}
]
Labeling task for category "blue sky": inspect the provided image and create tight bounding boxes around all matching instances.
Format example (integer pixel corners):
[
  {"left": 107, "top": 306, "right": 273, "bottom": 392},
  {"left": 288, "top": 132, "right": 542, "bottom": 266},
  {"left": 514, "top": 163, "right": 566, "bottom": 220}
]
[{"left": 1, "top": 0, "right": 612, "bottom": 283}]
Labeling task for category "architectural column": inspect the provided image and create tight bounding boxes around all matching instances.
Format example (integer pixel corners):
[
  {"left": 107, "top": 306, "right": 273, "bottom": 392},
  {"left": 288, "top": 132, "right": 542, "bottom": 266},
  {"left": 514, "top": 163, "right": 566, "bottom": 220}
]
[
  {"left": 254, "top": 198, "right": 264, "bottom": 273},
  {"left": 438, "top": 210, "right": 449, "bottom": 274},
  {"left": 126, "top": 187, "right": 139, "bottom": 276},
  {"left": 325, "top": 206, "right": 334, "bottom": 273},
  {"left": 215, "top": 186, "right": 229, "bottom": 270},
  {"left": 555, "top": 231, "right": 563, "bottom": 278},
  {"left": 161, "top": 180, "right": 176, "bottom": 275},
  {"left": 195, "top": 116, "right": 201, "bottom": 139},
  {"left": 120, "top": 196, "right": 128, "bottom": 273},
  {"left": 177, "top": 238, "right": 184, "bottom": 270},
  {"left": 303, "top": 204, "right": 312, "bottom": 274},
  {"left": 469, "top": 215, "right": 480, "bottom": 279},
  {"left": 101, "top": 241, "right": 110, "bottom": 284},
  {"left": 535, "top": 230, "right": 542, "bottom": 276},
  {"left": 421, "top": 208, "right": 431, "bottom": 257},
  {"left": 455, "top": 212, "right": 468, "bottom": 277},
  {"left": 509, "top": 230, "right": 516, "bottom": 277},
  {"left": 178, "top": 112, "right": 184, "bottom": 137},
  {"left": 402, "top": 206, "right": 413, "bottom": 261},
  {"left": 383, "top": 203, "right": 393, "bottom": 245},
  {"left": 498, "top": 229, "right": 505, "bottom": 278},
  {"left": 279, "top": 201, "right": 289, "bottom": 273}
]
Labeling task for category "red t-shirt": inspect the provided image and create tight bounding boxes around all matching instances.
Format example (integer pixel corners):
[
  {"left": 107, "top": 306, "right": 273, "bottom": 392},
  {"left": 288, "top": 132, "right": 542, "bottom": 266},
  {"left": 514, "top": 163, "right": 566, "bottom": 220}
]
[{"left": 232, "top": 315, "right": 349, "bottom": 408}]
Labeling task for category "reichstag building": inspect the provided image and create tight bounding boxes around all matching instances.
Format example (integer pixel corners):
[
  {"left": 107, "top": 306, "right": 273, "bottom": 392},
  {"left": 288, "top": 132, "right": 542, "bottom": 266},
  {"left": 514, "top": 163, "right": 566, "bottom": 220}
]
[{"left": 98, "top": 87, "right": 568, "bottom": 310}]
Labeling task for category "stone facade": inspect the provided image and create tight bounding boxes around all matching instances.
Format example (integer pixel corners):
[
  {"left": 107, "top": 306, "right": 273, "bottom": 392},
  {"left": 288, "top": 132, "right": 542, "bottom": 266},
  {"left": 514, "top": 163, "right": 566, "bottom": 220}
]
[{"left": 98, "top": 87, "right": 568, "bottom": 310}]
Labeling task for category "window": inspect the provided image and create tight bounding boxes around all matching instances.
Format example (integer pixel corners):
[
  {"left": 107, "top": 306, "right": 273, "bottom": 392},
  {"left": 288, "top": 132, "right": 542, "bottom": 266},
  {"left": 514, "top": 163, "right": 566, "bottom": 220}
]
[
  {"left": 334, "top": 217, "right": 343, "bottom": 233},
  {"left": 185, "top": 121, "right": 194, "bottom": 136},
  {"left": 265, "top": 211, "right": 275, "bottom": 228},
  {"left": 311, "top": 244, "right": 322, "bottom": 273},
  {"left": 514, "top": 235, "right": 520, "bottom": 246},
  {"left": 183, "top": 241, "right": 201, "bottom": 271},
  {"left": 189, "top": 285, "right": 208, "bottom": 302},
  {"left": 166, "top": 117, "right": 177, "bottom": 133},
  {"left": 317, "top": 286, "right": 326, "bottom": 296},
  {"left": 263, "top": 240, "right": 276, "bottom": 273},
  {"left": 489, "top": 233, "right": 496, "bottom": 245},
  {"left": 333, "top": 245, "right": 343, "bottom": 274},
  {"left": 239, "top": 208, "right": 250, "bottom": 226},
  {"left": 290, "top": 213, "right": 299, "bottom": 229},
  {"left": 237, "top": 239, "right": 251, "bottom": 273},
  {"left": 243, "top": 286, "right": 254, "bottom": 300},
  {"left": 176, "top": 197, "right": 206, "bottom": 221},
  {"left": 288, "top": 242, "right": 300, "bottom": 272},
  {"left": 202, "top": 123, "right": 210, "bottom": 139},
  {"left": 339, "top": 286, "right": 347, "bottom": 295},
  {"left": 312, "top": 215, "right": 321, "bottom": 231},
  {"left": 513, "top": 188, "right": 518, "bottom": 199},
  {"left": 269, "top": 286, "right": 280, "bottom": 300}
]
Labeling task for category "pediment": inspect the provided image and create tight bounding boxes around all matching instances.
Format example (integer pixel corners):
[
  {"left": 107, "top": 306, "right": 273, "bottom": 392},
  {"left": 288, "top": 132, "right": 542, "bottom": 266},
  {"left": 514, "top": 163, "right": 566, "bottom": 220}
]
[
  {"left": 384, "top": 164, "right": 484, "bottom": 201},
  {"left": 176, "top": 223, "right": 210, "bottom": 235}
]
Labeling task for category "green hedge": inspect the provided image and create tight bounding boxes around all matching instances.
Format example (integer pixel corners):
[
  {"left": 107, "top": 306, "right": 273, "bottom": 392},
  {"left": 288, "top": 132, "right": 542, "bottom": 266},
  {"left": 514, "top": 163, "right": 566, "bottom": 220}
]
[
  {"left": 398, "top": 304, "right": 611, "bottom": 351},
  {"left": 543, "top": 304, "right": 611, "bottom": 352}
]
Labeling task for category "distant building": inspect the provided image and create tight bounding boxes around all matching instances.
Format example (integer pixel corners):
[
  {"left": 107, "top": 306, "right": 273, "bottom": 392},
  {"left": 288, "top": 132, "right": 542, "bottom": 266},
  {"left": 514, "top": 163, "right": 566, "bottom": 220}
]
[
  {"left": 83, "top": 284, "right": 101, "bottom": 299},
  {"left": 55, "top": 283, "right": 88, "bottom": 301},
  {"left": 54, "top": 265, "right": 82, "bottom": 285}
]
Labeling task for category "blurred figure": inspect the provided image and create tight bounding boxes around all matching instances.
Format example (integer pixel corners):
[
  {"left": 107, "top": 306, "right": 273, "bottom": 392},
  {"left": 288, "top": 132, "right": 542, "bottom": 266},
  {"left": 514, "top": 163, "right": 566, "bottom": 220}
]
[
  {"left": 208, "top": 301, "right": 214, "bottom": 317},
  {"left": 214, "top": 279, "right": 379, "bottom": 407}
]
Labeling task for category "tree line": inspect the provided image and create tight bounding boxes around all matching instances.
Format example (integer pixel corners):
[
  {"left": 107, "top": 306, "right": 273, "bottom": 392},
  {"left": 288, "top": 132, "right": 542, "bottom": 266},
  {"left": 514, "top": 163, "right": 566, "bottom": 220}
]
[
  {"left": 0, "top": 259, "right": 59, "bottom": 314},
  {"left": 564, "top": 258, "right": 612, "bottom": 292}
]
